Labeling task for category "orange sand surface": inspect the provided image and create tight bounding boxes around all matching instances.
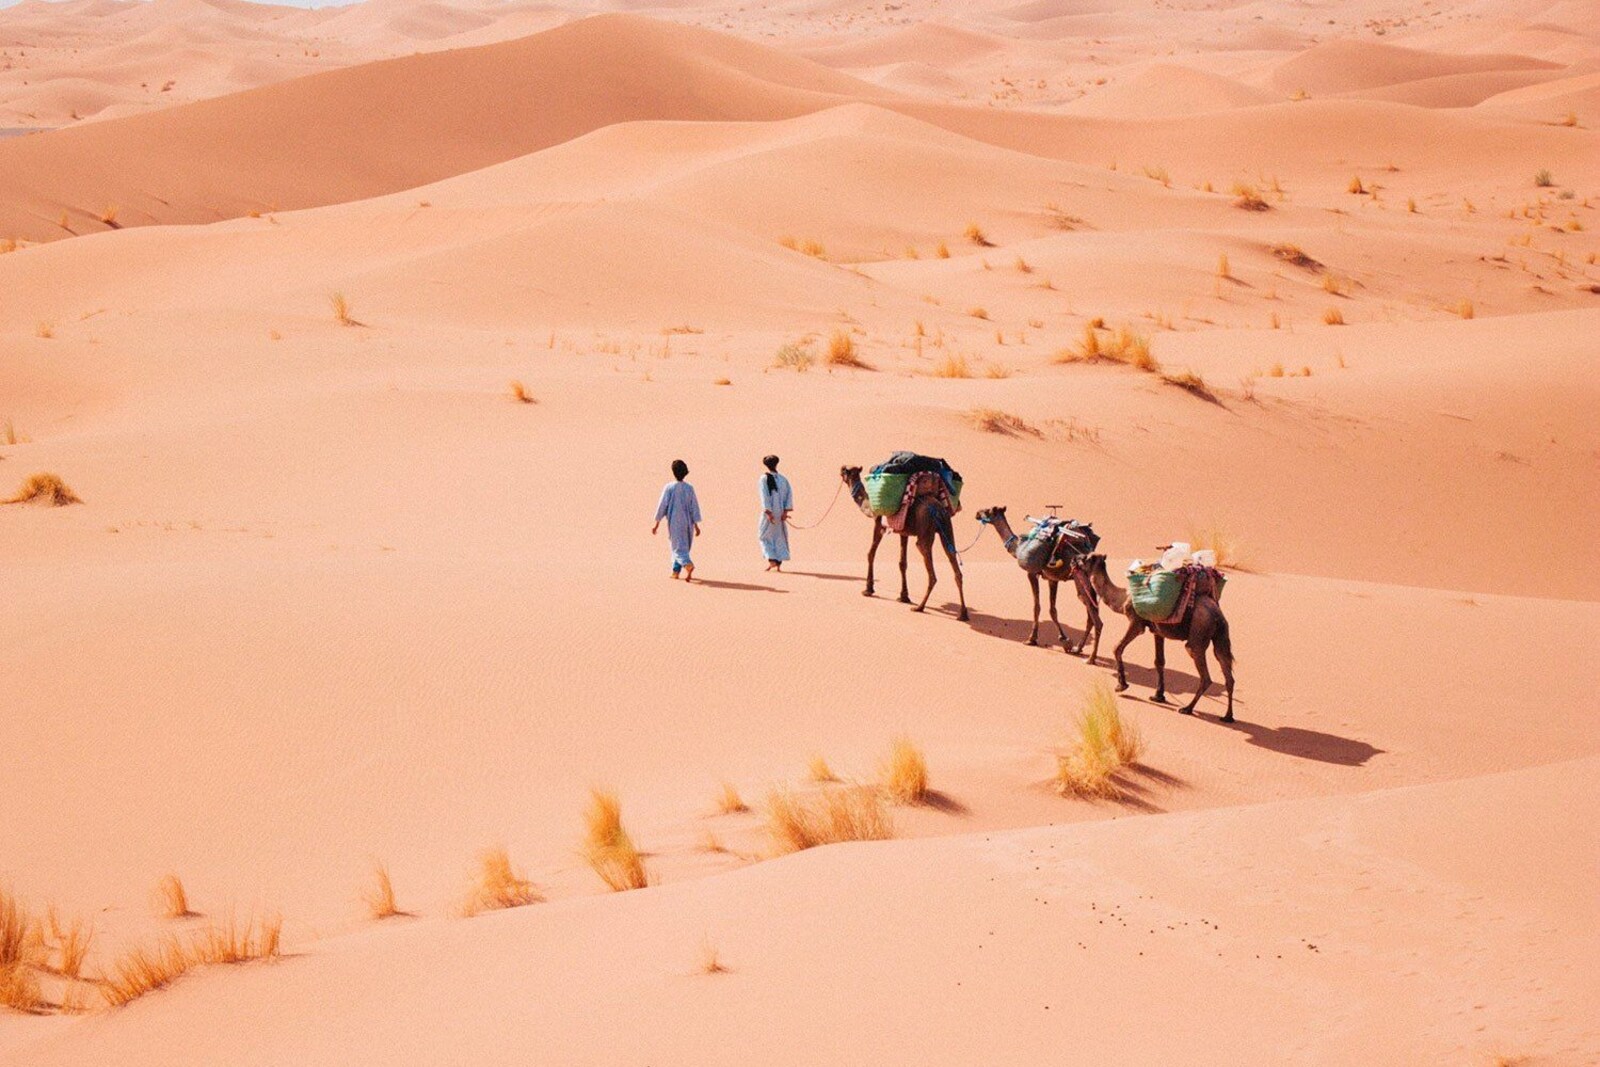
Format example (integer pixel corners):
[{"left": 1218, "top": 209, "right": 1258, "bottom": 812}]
[{"left": 0, "top": 1, "right": 1596, "bottom": 1063}]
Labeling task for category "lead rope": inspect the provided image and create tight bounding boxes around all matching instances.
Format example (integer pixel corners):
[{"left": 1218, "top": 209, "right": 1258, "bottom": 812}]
[
  {"left": 785, "top": 479, "right": 846, "bottom": 531},
  {"left": 954, "top": 517, "right": 989, "bottom": 557}
]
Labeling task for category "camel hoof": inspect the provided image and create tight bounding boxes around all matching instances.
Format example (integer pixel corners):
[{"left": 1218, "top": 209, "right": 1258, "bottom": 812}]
[
  {"left": 1151, "top": 694, "right": 1171, "bottom": 705},
  {"left": 1114, "top": 682, "right": 1129, "bottom": 693},
  {"left": 862, "top": 589, "right": 874, "bottom": 597},
  {"left": 1026, "top": 637, "right": 1039, "bottom": 647},
  {"left": 898, "top": 596, "right": 912, "bottom": 605},
  {"left": 1221, "top": 713, "right": 1235, "bottom": 724},
  {"left": 911, "top": 605, "right": 925, "bottom": 614},
  {"left": 958, "top": 611, "right": 969, "bottom": 622},
  {"left": 1178, "top": 707, "right": 1196, "bottom": 716}
]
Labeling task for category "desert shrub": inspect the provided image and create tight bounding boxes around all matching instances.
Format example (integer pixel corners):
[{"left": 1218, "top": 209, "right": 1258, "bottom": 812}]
[
  {"left": 766, "top": 786, "right": 893, "bottom": 854},
  {"left": 879, "top": 736, "right": 929, "bottom": 804}
]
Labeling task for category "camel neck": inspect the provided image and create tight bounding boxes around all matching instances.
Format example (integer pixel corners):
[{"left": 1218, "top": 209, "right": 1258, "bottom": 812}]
[{"left": 1091, "top": 566, "right": 1129, "bottom": 612}]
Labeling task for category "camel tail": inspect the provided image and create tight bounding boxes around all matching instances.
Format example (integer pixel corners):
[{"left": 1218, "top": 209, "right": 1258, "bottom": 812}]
[
  {"left": 1213, "top": 613, "right": 1235, "bottom": 663},
  {"left": 937, "top": 509, "right": 958, "bottom": 557}
]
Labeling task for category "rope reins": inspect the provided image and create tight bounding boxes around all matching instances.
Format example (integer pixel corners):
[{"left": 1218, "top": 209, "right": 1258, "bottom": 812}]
[{"left": 784, "top": 479, "right": 846, "bottom": 531}]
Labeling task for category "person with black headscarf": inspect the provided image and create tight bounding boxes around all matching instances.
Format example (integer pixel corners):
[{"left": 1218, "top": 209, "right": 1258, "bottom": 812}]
[{"left": 757, "top": 454, "right": 793, "bottom": 571}]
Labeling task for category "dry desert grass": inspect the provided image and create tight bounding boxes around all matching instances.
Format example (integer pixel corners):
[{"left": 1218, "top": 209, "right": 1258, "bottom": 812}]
[
  {"left": 879, "top": 736, "right": 929, "bottom": 805},
  {"left": 766, "top": 786, "right": 893, "bottom": 855},
  {"left": 772, "top": 342, "right": 814, "bottom": 372},
  {"left": 190, "top": 913, "right": 282, "bottom": 965},
  {"left": 329, "top": 292, "right": 358, "bottom": 327},
  {"left": 1056, "top": 680, "right": 1145, "bottom": 798},
  {"left": 696, "top": 937, "right": 730, "bottom": 975},
  {"left": 825, "top": 329, "right": 871, "bottom": 369},
  {"left": 968, "top": 408, "right": 1042, "bottom": 437},
  {"left": 362, "top": 863, "right": 402, "bottom": 920},
  {"left": 1160, "top": 368, "right": 1219, "bottom": 404},
  {"left": 582, "top": 789, "right": 649, "bottom": 892},
  {"left": 931, "top": 353, "right": 973, "bottom": 379},
  {"left": 100, "top": 937, "right": 193, "bottom": 1008},
  {"left": 1189, "top": 524, "right": 1247, "bottom": 570},
  {"left": 509, "top": 380, "right": 536, "bottom": 404},
  {"left": 153, "top": 873, "right": 193, "bottom": 919},
  {"left": 463, "top": 848, "right": 542, "bottom": 915},
  {"left": 1056, "top": 323, "right": 1156, "bottom": 372},
  {"left": 3, "top": 473, "right": 81, "bottom": 507},
  {"left": 806, "top": 754, "right": 839, "bottom": 783},
  {"left": 714, "top": 782, "right": 749, "bottom": 815}
]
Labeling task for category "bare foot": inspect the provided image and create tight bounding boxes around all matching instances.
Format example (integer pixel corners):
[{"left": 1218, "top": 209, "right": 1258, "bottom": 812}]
[{"left": 684, "top": 566, "right": 695, "bottom": 583}]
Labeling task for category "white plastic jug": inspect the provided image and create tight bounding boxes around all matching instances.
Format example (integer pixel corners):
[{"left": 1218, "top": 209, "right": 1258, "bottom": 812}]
[
  {"left": 1191, "top": 548, "right": 1218, "bottom": 568},
  {"left": 1160, "top": 542, "right": 1192, "bottom": 570}
]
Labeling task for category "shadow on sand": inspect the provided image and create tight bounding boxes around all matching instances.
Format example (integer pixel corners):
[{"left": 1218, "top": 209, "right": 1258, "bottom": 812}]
[{"left": 691, "top": 579, "right": 788, "bottom": 594}]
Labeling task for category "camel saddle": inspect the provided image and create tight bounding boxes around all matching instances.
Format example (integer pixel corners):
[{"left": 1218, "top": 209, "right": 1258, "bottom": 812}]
[
  {"left": 885, "top": 471, "right": 954, "bottom": 533},
  {"left": 1015, "top": 518, "right": 1099, "bottom": 574}
]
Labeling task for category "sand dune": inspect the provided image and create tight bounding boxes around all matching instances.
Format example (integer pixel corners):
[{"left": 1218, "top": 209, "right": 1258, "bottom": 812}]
[{"left": 0, "top": 2, "right": 1596, "bottom": 1063}]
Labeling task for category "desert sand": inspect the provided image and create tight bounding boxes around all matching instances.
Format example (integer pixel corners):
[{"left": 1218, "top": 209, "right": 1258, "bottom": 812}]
[{"left": 0, "top": 0, "right": 1596, "bottom": 1064}]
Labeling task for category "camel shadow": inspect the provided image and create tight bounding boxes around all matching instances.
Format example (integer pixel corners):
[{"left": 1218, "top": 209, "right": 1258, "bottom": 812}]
[
  {"left": 692, "top": 579, "right": 787, "bottom": 594},
  {"left": 1222, "top": 721, "right": 1383, "bottom": 766}
]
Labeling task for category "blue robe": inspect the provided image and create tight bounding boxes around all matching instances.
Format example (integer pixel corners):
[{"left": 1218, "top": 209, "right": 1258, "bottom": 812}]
[
  {"left": 758, "top": 473, "right": 793, "bottom": 562},
  {"left": 655, "top": 480, "right": 702, "bottom": 571}
]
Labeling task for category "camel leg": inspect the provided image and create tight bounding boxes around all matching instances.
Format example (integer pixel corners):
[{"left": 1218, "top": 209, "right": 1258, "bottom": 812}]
[
  {"left": 942, "top": 532, "right": 968, "bottom": 622},
  {"left": 913, "top": 535, "right": 937, "bottom": 613},
  {"left": 1026, "top": 572, "right": 1041, "bottom": 646},
  {"left": 1151, "top": 634, "right": 1170, "bottom": 704},
  {"left": 1047, "top": 580, "right": 1070, "bottom": 651},
  {"left": 1111, "top": 617, "right": 1144, "bottom": 692},
  {"left": 1074, "top": 573, "right": 1102, "bottom": 663},
  {"left": 1179, "top": 639, "right": 1212, "bottom": 716},
  {"left": 1213, "top": 615, "right": 1236, "bottom": 723},
  {"left": 897, "top": 535, "right": 912, "bottom": 604},
  {"left": 864, "top": 521, "right": 885, "bottom": 597}
]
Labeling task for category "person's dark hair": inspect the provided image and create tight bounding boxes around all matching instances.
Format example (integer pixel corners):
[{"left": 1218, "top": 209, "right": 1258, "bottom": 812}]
[
  {"left": 763, "top": 454, "right": 779, "bottom": 493},
  {"left": 671, "top": 459, "right": 689, "bottom": 481}
]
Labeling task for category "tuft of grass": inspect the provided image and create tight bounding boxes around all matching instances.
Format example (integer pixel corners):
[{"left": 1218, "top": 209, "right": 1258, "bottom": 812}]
[
  {"left": 154, "top": 874, "right": 191, "bottom": 919},
  {"left": 825, "top": 329, "right": 871, "bottom": 369},
  {"left": 4, "top": 473, "right": 81, "bottom": 507},
  {"left": 582, "top": 789, "right": 649, "bottom": 893},
  {"left": 968, "top": 407, "right": 1041, "bottom": 437},
  {"left": 879, "top": 736, "right": 929, "bottom": 805},
  {"left": 1231, "top": 184, "right": 1269, "bottom": 211},
  {"left": 1270, "top": 243, "right": 1320, "bottom": 271},
  {"left": 329, "top": 293, "right": 357, "bottom": 327},
  {"left": 1534, "top": 169, "right": 1554, "bottom": 188},
  {"left": 714, "top": 782, "right": 749, "bottom": 815},
  {"left": 35, "top": 321, "right": 53, "bottom": 339},
  {"left": 963, "top": 222, "right": 991, "bottom": 247},
  {"left": 1142, "top": 164, "right": 1171, "bottom": 187},
  {"left": 1407, "top": 197, "right": 1418, "bottom": 213},
  {"left": 1322, "top": 306, "right": 1345, "bottom": 326},
  {"left": 362, "top": 863, "right": 401, "bottom": 920},
  {"left": 1189, "top": 524, "right": 1245, "bottom": 569},
  {"left": 463, "top": 847, "right": 542, "bottom": 915},
  {"left": 935, "top": 241, "right": 951, "bottom": 259},
  {"left": 1, "top": 889, "right": 40, "bottom": 972},
  {"left": 931, "top": 353, "right": 972, "bottom": 379},
  {"left": 1456, "top": 299, "right": 1475, "bottom": 319},
  {"left": 509, "top": 380, "right": 535, "bottom": 404},
  {"left": 983, "top": 361, "right": 1012, "bottom": 379},
  {"left": 713, "top": 377, "right": 732, "bottom": 387},
  {"left": 967, "top": 306, "right": 989, "bottom": 320},
  {"left": 100, "top": 937, "right": 193, "bottom": 1007},
  {"left": 1056, "top": 324, "right": 1156, "bottom": 372},
  {"left": 1160, "top": 368, "right": 1218, "bottom": 403},
  {"left": 807, "top": 754, "right": 839, "bottom": 783},
  {"left": 190, "top": 913, "right": 282, "bottom": 965},
  {"left": 1347, "top": 175, "right": 1366, "bottom": 195},
  {"left": 100, "top": 205, "right": 120, "bottom": 228},
  {"left": 1014, "top": 255, "right": 1033, "bottom": 274},
  {"left": 773, "top": 342, "right": 814, "bottom": 372},
  {"left": 766, "top": 786, "right": 893, "bottom": 855},
  {"left": 696, "top": 937, "right": 730, "bottom": 975},
  {"left": 1216, "top": 253, "right": 1231, "bottom": 279},
  {"left": 50, "top": 912, "right": 93, "bottom": 980},
  {"left": 1056, "top": 680, "right": 1144, "bottom": 798},
  {"left": 0, "top": 960, "right": 42, "bottom": 1013},
  {"left": 1321, "top": 273, "right": 1345, "bottom": 295}
]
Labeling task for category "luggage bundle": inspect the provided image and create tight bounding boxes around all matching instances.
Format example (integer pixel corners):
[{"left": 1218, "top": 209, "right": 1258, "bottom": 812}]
[
  {"left": 862, "top": 452, "right": 963, "bottom": 517},
  {"left": 1127, "top": 544, "right": 1226, "bottom": 624},
  {"left": 1015, "top": 517, "right": 1099, "bottom": 573}
]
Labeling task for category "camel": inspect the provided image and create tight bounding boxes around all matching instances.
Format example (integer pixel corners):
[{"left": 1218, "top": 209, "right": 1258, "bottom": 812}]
[
  {"left": 841, "top": 466, "right": 968, "bottom": 622},
  {"left": 974, "top": 507, "right": 1102, "bottom": 662},
  {"left": 1081, "top": 553, "right": 1235, "bottom": 722}
]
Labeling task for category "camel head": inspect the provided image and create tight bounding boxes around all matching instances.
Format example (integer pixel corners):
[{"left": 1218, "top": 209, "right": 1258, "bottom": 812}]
[
  {"left": 974, "top": 506, "right": 1006, "bottom": 526},
  {"left": 1080, "top": 553, "right": 1108, "bottom": 580},
  {"left": 840, "top": 465, "right": 862, "bottom": 484}
]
